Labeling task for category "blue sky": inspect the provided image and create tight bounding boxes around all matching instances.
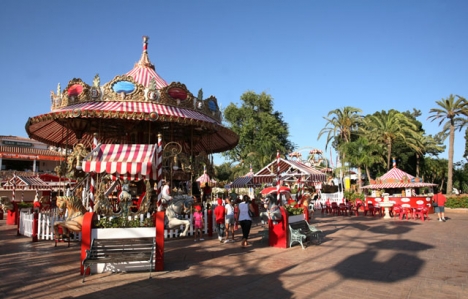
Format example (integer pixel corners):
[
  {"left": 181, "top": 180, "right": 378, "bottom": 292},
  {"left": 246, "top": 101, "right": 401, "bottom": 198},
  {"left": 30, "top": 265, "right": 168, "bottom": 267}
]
[{"left": 1, "top": 0, "right": 467, "bottom": 168}]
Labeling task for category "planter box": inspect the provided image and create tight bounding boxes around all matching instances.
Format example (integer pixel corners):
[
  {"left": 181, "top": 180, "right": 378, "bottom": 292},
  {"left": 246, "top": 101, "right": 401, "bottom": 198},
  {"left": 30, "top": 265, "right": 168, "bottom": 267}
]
[
  {"left": 288, "top": 214, "right": 304, "bottom": 223},
  {"left": 90, "top": 227, "right": 156, "bottom": 273}
]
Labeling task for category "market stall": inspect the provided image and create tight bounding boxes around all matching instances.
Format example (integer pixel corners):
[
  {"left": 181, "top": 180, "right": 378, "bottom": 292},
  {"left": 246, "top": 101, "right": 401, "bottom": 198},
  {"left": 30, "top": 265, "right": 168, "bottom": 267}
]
[{"left": 361, "top": 162, "right": 436, "bottom": 210}]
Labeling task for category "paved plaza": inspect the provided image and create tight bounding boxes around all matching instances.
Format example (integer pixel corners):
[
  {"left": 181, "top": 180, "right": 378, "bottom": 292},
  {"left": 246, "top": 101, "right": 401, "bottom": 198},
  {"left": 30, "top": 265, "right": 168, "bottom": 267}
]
[{"left": 1, "top": 210, "right": 468, "bottom": 299}]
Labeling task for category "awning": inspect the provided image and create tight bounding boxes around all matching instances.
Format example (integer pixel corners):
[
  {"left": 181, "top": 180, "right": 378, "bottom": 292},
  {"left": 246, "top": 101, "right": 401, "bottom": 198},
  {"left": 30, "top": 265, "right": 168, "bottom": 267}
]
[
  {"left": 2, "top": 175, "right": 52, "bottom": 190},
  {"left": 252, "top": 158, "right": 326, "bottom": 184},
  {"left": 82, "top": 144, "right": 158, "bottom": 181},
  {"left": 230, "top": 176, "right": 255, "bottom": 188},
  {"left": 361, "top": 166, "right": 434, "bottom": 190}
]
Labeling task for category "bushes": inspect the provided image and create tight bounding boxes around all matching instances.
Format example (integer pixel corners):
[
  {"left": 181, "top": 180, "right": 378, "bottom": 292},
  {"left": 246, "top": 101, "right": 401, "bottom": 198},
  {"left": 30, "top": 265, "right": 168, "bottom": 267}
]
[
  {"left": 446, "top": 196, "right": 468, "bottom": 209},
  {"left": 344, "top": 191, "right": 365, "bottom": 203}
]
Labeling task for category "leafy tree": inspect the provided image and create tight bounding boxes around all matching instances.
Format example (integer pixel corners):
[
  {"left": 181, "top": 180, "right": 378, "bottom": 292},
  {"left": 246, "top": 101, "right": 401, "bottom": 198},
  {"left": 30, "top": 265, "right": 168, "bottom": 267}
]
[
  {"left": 222, "top": 91, "right": 294, "bottom": 173},
  {"left": 214, "top": 162, "right": 235, "bottom": 182},
  {"left": 421, "top": 157, "right": 448, "bottom": 191},
  {"left": 318, "top": 106, "right": 363, "bottom": 162},
  {"left": 361, "top": 110, "right": 422, "bottom": 171},
  {"left": 428, "top": 94, "right": 468, "bottom": 194},
  {"left": 339, "top": 137, "right": 385, "bottom": 191}
]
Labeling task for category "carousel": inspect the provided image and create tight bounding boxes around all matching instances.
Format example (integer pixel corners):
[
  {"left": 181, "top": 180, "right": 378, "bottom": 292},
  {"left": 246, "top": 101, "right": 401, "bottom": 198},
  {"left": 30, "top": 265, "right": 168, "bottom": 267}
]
[
  {"left": 25, "top": 36, "right": 238, "bottom": 214},
  {"left": 24, "top": 37, "right": 239, "bottom": 271}
]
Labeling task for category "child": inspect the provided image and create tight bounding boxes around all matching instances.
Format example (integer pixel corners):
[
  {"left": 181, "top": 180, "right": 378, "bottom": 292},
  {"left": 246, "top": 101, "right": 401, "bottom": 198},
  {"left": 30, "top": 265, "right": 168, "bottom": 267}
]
[{"left": 193, "top": 205, "right": 204, "bottom": 241}]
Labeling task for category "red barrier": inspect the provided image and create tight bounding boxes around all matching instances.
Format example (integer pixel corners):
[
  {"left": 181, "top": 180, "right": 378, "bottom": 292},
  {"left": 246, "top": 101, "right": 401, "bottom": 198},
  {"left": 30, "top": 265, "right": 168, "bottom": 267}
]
[
  {"left": 268, "top": 207, "right": 288, "bottom": 248},
  {"left": 32, "top": 212, "right": 38, "bottom": 242},
  {"left": 155, "top": 211, "right": 165, "bottom": 271},
  {"left": 80, "top": 212, "right": 94, "bottom": 275},
  {"left": 6, "top": 202, "right": 18, "bottom": 225}
]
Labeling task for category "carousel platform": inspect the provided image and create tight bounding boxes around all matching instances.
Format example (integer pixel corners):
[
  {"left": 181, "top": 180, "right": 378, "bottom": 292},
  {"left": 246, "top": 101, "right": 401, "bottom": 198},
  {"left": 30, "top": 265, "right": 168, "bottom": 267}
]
[{"left": 1, "top": 213, "right": 468, "bottom": 298}]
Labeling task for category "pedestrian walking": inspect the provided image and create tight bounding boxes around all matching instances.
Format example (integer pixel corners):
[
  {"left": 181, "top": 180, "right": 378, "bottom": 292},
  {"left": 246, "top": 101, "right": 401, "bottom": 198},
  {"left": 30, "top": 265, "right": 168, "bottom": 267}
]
[
  {"left": 193, "top": 205, "right": 204, "bottom": 241},
  {"left": 237, "top": 195, "right": 255, "bottom": 248},
  {"left": 433, "top": 188, "right": 447, "bottom": 222},
  {"left": 214, "top": 198, "right": 226, "bottom": 243},
  {"left": 224, "top": 197, "right": 235, "bottom": 243}
]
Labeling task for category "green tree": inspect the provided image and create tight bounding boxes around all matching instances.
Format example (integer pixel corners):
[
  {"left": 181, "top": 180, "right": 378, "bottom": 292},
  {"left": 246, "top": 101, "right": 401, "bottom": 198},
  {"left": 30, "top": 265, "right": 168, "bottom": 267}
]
[
  {"left": 222, "top": 91, "right": 294, "bottom": 172},
  {"left": 339, "top": 137, "right": 386, "bottom": 192},
  {"left": 362, "top": 110, "right": 422, "bottom": 171},
  {"left": 318, "top": 106, "right": 363, "bottom": 162},
  {"left": 428, "top": 94, "right": 468, "bottom": 194}
]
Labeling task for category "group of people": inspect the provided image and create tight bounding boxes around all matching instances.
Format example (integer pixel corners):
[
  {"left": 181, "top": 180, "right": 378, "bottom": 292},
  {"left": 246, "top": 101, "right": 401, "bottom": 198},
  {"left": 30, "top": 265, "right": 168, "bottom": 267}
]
[{"left": 213, "top": 195, "right": 255, "bottom": 247}]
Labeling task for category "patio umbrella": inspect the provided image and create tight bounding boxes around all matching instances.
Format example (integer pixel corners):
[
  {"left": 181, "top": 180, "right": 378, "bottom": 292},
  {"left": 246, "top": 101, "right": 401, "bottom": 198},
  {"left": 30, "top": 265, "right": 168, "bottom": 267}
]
[{"left": 260, "top": 186, "right": 291, "bottom": 195}]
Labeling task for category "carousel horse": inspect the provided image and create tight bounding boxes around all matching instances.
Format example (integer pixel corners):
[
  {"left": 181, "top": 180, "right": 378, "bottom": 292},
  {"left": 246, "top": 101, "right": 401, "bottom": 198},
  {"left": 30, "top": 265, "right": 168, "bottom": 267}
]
[
  {"left": 260, "top": 194, "right": 283, "bottom": 225},
  {"left": 165, "top": 194, "right": 195, "bottom": 237},
  {"left": 53, "top": 195, "right": 87, "bottom": 247},
  {"left": 118, "top": 181, "right": 133, "bottom": 217}
]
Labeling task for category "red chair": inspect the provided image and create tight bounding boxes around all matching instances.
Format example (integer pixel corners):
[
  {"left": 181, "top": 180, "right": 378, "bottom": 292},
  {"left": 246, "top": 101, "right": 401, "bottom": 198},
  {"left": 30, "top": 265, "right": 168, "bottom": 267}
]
[
  {"left": 331, "top": 202, "right": 340, "bottom": 216},
  {"left": 374, "top": 203, "right": 383, "bottom": 217},
  {"left": 365, "top": 203, "right": 376, "bottom": 216},
  {"left": 413, "top": 205, "right": 429, "bottom": 222},
  {"left": 351, "top": 202, "right": 361, "bottom": 216},
  {"left": 392, "top": 204, "right": 409, "bottom": 220},
  {"left": 339, "top": 203, "right": 348, "bottom": 216}
]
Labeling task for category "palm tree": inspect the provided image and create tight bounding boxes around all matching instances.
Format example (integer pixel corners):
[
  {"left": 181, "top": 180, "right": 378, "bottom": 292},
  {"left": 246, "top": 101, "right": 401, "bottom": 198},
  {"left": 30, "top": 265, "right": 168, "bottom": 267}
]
[
  {"left": 362, "top": 110, "right": 421, "bottom": 170},
  {"left": 427, "top": 94, "right": 468, "bottom": 194},
  {"left": 340, "top": 137, "right": 386, "bottom": 192},
  {"left": 318, "top": 106, "right": 363, "bottom": 162}
]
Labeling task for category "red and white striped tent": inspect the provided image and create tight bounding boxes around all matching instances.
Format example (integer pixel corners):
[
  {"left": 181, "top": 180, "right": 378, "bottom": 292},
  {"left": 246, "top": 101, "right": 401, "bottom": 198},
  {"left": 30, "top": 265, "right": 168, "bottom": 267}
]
[
  {"left": 361, "top": 166, "right": 435, "bottom": 190},
  {"left": 227, "top": 170, "right": 257, "bottom": 189},
  {"left": 82, "top": 144, "right": 158, "bottom": 181},
  {"left": 252, "top": 158, "right": 326, "bottom": 185},
  {"left": 2, "top": 175, "right": 52, "bottom": 191}
]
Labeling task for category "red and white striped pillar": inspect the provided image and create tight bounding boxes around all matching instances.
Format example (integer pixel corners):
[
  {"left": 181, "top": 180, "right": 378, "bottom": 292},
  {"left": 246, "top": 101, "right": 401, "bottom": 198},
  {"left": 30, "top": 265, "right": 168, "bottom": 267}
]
[
  {"left": 156, "top": 133, "right": 163, "bottom": 211},
  {"left": 276, "top": 150, "right": 281, "bottom": 204}
]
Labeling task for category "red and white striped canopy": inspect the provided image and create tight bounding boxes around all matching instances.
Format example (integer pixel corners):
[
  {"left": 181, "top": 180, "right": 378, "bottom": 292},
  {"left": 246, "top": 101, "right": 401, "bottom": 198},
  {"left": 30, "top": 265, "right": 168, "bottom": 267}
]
[
  {"left": 252, "top": 158, "right": 326, "bottom": 184},
  {"left": 126, "top": 64, "right": 167, "bottom": 89},
  {"left": 196, "top": 173, "right": 211, "bottom": 184},
  {"left": 2, "top": 175, "right": 52, "bottom": 190},
  {"left": 362, "top": 166, "right": 435, "bottom": 189},
  {"left": 82, "top": 144, "right": 158, "bottom": 181},
  {"left": 380, "top": 167, "right": 415, "bottom": 181}
]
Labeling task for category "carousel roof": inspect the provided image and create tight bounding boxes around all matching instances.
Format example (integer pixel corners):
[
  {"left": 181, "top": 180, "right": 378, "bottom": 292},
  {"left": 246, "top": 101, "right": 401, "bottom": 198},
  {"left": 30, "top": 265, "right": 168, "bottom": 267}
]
[
  {"left": 361, "top": 165, "right": 435, "bottom": 190},
  {"left": 25, "top": 36, "right": 239, "bottom": 155},
  {"left": 126, "top": 36, "right": 168, "bottom": 89}
]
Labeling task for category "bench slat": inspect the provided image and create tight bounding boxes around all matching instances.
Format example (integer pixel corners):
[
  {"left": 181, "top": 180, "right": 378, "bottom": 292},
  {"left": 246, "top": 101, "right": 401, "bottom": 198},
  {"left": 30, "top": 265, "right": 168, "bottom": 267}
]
[{"left": 82, "top": 237, "right": 156, "bottom": 282}]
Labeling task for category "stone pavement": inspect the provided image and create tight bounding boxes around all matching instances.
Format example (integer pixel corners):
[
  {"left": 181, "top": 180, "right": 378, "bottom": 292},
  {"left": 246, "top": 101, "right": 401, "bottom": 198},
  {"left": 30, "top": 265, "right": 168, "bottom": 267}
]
[{"left": 1, "top": 210, "right": 467, "bottom": 299}]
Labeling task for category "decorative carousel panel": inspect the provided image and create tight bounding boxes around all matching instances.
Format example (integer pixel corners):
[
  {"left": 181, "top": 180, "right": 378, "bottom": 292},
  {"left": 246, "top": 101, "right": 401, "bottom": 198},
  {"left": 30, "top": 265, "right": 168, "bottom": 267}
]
[
  {"left": 159, "top": 82, "right": 193, "bottom": 108},
  {"left": 102, "top": 75, "right": 145, "bottom": 101},
  {"left": 112, "top": 81, "right": 136, "bottom": 94},
  {"left": 207, "top": 98, "right": 218, "bottom": 112},
  {"left": 63, "top": 78, "right": 90, "bottom": 106}
]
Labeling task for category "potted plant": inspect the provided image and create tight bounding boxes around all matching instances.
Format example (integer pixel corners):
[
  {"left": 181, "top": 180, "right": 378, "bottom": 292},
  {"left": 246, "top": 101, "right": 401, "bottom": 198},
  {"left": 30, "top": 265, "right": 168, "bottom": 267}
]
[{"left": 285, "top": 205, "right": 304, "bottom": 223}]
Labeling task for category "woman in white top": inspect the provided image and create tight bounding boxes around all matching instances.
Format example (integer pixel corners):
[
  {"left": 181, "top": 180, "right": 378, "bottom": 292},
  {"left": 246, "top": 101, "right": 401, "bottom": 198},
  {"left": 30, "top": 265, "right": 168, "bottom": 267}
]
[
  {"left": 237, "top": 195, "right": 255, "bottom": 247},
  {"left": 224, "top": 197, "right": 235, "bottom": 243}
]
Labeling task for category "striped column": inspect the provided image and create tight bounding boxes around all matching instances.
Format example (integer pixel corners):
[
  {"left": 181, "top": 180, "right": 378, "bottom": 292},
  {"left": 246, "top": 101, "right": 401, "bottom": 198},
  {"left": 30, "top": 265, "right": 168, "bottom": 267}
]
[
  {"left": 156, "top": 134, "right": 163, "bottom": 211},
  {"left": 276, "top": 150, "right": 281, "bottom": 204}
]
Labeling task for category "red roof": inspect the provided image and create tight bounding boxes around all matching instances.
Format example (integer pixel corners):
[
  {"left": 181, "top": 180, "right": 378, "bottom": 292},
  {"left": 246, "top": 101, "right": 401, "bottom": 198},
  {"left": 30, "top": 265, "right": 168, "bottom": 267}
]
[
  {"left": 380, "top": 167, "right": 415, "bottom": 181},
  {"left": 362, "top": 166, "right": 435, "bottom": 189},
  {"left": 2, "top": 175, "right": 51, "bottom": 190},
  {"left": 82, "top": 144, "right": 158, "bottom": 181},
  {"left": 126, "top": 36, "right": 168, "bottom": 89},
  {"left": 252, "top": 158, "right": 326, "bottom": 184}
]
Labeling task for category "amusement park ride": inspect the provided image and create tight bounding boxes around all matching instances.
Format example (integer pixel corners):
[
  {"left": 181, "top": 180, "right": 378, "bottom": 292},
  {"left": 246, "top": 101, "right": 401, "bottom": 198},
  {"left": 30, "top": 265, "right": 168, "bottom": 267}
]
[{"left": 25, "top": 36, "right": 238, "bottom": 218}]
